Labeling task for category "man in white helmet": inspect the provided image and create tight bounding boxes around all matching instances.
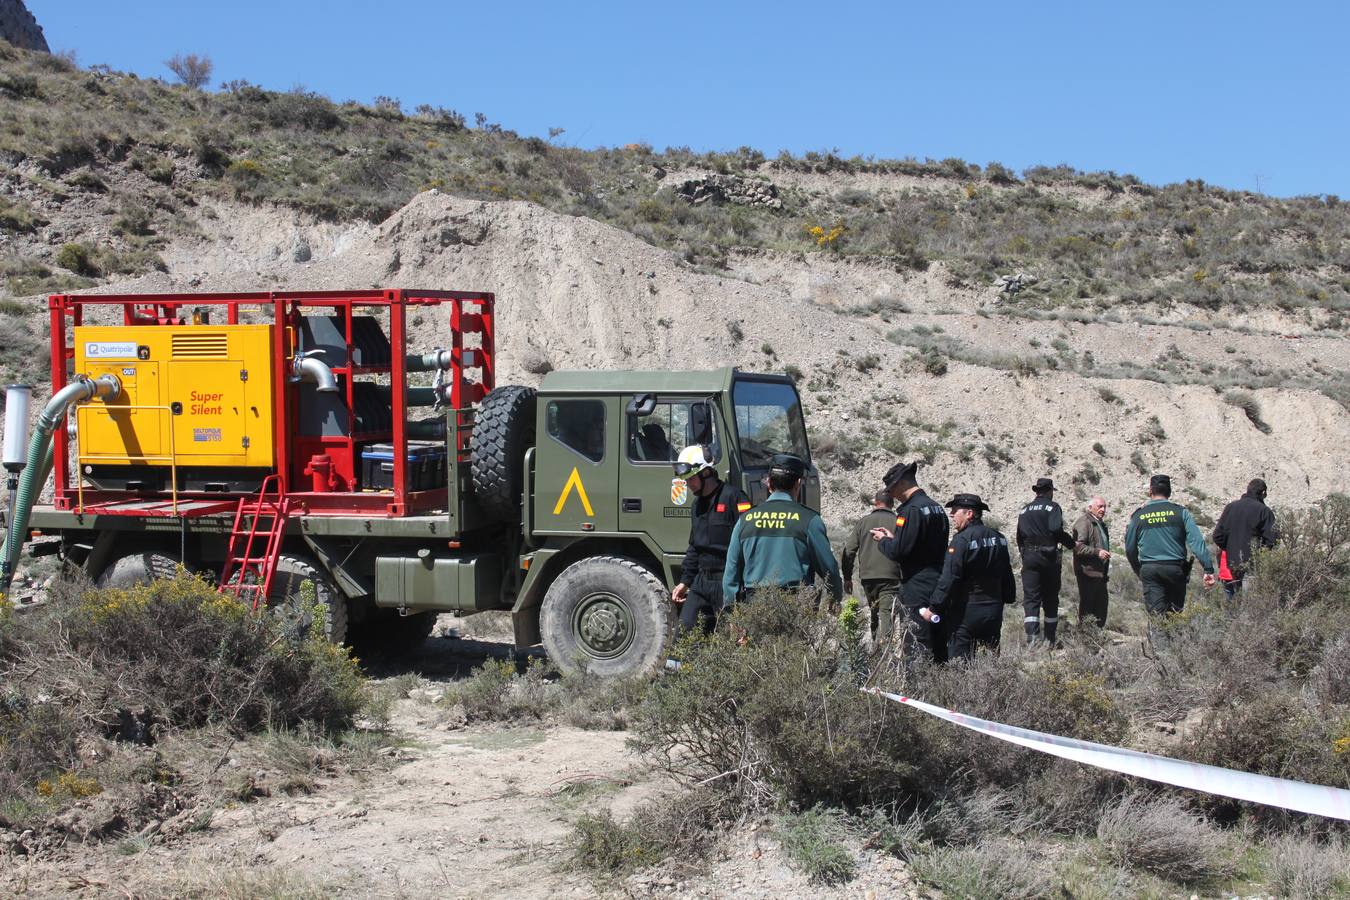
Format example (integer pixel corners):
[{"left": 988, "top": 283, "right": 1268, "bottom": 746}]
[{"left": 671, "top": 444, "right": 752, "bottom": 637}]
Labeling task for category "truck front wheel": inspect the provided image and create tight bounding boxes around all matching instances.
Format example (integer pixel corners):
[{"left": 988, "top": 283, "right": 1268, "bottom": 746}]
[{"left": 540, "top": 556, "right": 672, "bottom": 678}]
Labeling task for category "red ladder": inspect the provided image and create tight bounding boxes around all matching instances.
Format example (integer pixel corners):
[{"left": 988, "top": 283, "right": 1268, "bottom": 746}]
[{"left": 219, "top": 475, "right": 291, "bottom": 610}]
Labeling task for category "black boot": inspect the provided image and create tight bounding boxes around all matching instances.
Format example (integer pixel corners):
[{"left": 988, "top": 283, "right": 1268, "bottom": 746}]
[
  {"left": 1024, "top": 617, "right": 1040, "bottom": 644},
  {"left": 1044, "top": 619, "right": 1059, "bottom": 648}
]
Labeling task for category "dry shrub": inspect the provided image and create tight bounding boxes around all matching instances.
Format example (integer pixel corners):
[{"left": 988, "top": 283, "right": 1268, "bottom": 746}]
[
  {"left": 1183, "top": 695, "right": 1349, "bottom": 823},
  {"left": 0, "top": 573, "right": 368, "bottom": 832},
  {"left": 909, "top": 838, "right": 1055, "bottom": 900},
  {"left": 440, "top": 658, "right": 646, "bottom": 728},
  {"left": 62, "top": 573, "right": 366, "bottom": 732},
  {"left": 630, "top": 590, "right": 938, "bottom": 810},
  {"left": 569, "top": 786, "right": 731, "bottom": 878},
  {"left": 1250, "top": 494, "right": 1350, "bottom": 610},
  {"left": 1097, "top": 793, "right": 1236, "bottom": 884},
  {"left": 1267, "top": 833, "right": 1350, "bottom": 899}
]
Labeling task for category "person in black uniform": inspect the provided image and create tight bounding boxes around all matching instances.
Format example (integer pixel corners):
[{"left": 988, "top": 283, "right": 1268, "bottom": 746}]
[
  {"left": 670, "top": 444, "right": 751, "bottom": 637},
  {"left": 1212, "top": 478, "right": 1278, "bottom": 599},
  {"left": 869, "top": 460, "right": 950, "bottom": 662},
  {"left": 922, "top": 494, "right": 1016, "bottom": 660},
  {"left": 1016, "top": 477, "right": 1076, "bottom": 646}
]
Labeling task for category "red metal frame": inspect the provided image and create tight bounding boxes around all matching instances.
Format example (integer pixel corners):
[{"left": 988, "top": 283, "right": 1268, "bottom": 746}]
[{"left": 48, "top": 289, "right": 495, "bottom": 518}]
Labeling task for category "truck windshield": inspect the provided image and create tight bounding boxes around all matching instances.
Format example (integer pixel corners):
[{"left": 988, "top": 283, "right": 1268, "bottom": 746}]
[{"left": 732, "top": 379, "right": 810, "bottom": 467}]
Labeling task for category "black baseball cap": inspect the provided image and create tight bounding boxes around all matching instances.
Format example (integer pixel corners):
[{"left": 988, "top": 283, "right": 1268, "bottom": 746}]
[
  {"left": 883, "top": 460, "right": 918, "bottom": 489},
  {"left": 769, "top": 454, "right": 806, "bottom": 479},
  {"left": 946, "top": 493, "right": 990, "bottom": 512},
  {"left": 1150, "top": 474, "right": 1172, "bottom": 495}
]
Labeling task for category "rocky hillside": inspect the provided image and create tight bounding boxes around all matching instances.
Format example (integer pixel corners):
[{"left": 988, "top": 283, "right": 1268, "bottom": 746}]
[
  {"left": 0, "top": 44, "right": 1348, "bottom": 532},
  {"left": 0, "top": 0, "right": 45, "bottom": 53}
]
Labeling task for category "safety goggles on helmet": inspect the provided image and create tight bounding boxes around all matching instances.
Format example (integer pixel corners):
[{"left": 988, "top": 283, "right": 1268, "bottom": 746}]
[{"left": 674, "top": 445, "right": 715, "bottom": 477}]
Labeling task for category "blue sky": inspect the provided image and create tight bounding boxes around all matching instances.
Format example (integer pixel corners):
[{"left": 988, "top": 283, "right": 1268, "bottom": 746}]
[{"left": 29, "top": 1, "right": 1350, "bottom": 198}]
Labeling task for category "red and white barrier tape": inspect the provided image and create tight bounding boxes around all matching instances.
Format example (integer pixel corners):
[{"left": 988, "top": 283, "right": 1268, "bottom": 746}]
[{"left": 865, "top": 688, "right": 1350, "bottom": 821}]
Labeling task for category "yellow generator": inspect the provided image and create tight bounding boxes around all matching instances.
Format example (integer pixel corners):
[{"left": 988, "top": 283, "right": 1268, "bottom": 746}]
[{"left": 74, "top": 324, "right": 277, "bottom": 492}]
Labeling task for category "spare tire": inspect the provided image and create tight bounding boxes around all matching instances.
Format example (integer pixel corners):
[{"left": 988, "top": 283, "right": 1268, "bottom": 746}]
[{"left": 471, "top": 385, "right": 537, "bottom": 521}]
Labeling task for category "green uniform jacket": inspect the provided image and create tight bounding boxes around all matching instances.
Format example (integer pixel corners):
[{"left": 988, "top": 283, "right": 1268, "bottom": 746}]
[
  {"left": 841, "top": 507, "right": 903, "bottom": 583},
  {"left": 1124, "top": 499, "right": 1214, "bottom": 574},
  {"left": 722, "top": 491, "right": 844, "bottom": 608}
]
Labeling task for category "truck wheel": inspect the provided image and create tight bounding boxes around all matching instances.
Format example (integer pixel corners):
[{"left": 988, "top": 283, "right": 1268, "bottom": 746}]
[
  {"left": 266, "top": 554, "right": 349, "bottom": 645},
  {"left": 471, "top": 385, "right": 537, "bottom": 521},
  {"left": 540, "top": 556, "right": 672, "bottom": 677},
  {"left": 96, "top": 550, "right": 181, "bottom": 588}
]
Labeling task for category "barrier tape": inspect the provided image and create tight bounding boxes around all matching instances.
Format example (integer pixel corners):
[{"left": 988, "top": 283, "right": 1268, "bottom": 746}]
[{"left": 865, "top": 688, "right": 1350, "bottom": 822}]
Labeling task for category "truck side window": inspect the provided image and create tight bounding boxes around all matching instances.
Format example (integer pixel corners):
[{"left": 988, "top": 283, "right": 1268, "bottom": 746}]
[
  {"left": 627, "top": 400, "right": 720, "bottom": 464},
  {"left": 546, "top": 399, "right": 605, "bottom": 463}
]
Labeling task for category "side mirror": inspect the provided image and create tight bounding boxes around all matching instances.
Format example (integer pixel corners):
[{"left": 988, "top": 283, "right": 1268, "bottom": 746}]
[
  {"left": 626, "top": 393, "right": 657, "bottom": 417},
  {"left": 689, "top": 402, "right": 712, "bottom": 444}
]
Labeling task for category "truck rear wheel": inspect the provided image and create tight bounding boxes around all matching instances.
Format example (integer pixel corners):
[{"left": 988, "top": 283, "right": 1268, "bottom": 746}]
[
  {"left": 266, "top": 554, "right": 348, "bottom": 645},
  {"left": 471, "top": 385, "right": 537, "bottom": 521},
  {"left": 95, "top": 550, "right": 182, "bottom": 588},
  {"left": 540, "top": 556, "right": 672, "bottom": 677}
]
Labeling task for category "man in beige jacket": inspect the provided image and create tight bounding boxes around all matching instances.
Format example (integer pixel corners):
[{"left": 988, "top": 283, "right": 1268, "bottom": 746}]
[{"left": 1071, "top": 496, "right": 1111, "bottom": 627}]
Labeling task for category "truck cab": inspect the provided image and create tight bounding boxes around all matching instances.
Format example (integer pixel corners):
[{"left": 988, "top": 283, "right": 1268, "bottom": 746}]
[{"left": 508, "top": 369, "right": 817, "bottom": 674}]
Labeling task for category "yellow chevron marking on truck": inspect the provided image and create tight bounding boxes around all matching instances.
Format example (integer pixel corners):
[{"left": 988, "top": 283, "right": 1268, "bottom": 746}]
[{"left": 553, "top": 466, "right": 595, "bottom": 517}]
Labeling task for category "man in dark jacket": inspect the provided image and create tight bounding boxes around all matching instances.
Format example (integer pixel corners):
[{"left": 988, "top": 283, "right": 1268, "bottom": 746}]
[
  {"left": 1071, "top": 496, "right": 1111, "bottom": 627},
  {"left": 1212, "top": 478, "right": 1278, "bottom": 599},
  {"left": 1016, "top": 477, "right": 1076, "bottom": 646},
  {"left": 921, "top": 494, "right": 1016, "bottom": 660},
  {"left": 670, "top": 444, "right": 751, "bottom": 637},
  {"left": 1124, "top": 474, "right": 1215, "bottom": 615},
  {"left": 870, "top": 460, "right": 950, "bottom": 662},
  {"left": 842, "top": 489, "right": 903, "bottom": 645}
]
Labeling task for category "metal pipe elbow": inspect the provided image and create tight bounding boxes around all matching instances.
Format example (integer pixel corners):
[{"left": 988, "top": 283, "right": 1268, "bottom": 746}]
[
  {"left": 294, "top": 355, "right": 339, "bottom": 393},
  {"left": 38, "top": 374, "right": 120, "bottom": 430}
]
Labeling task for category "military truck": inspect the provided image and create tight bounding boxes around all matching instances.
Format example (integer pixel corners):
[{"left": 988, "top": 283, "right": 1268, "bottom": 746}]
[{"left": 1, "top": 290, "right": 816, "bottom": 677}]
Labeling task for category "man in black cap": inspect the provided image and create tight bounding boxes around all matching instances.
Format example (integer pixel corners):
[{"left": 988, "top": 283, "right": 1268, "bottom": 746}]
[
  {"left": 869, "top": 460, "right": 950, "bottom": 662},
  {"left": 921, "top": 494, "right": 1016, "bottom": 659},
  {"left": 1016, "top": 477, "right": 1076, "bottom": 646},
  {"left": 841, "top": 488, "right": 904, "bottom": 647},
  {"left": 722, "top": 454, "right": 843, "bottom": 611},
  {"left": 1212, "top": 478, "right": 1278, "bottom": 599},
  {"left": 1124, "top": 474, "right": 1216, "bottom": 616}
]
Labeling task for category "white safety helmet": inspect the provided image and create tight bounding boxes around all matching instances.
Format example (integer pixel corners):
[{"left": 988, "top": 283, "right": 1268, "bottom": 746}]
[{"left": 674, "top": 444, "right": 716, "bottom": 478}]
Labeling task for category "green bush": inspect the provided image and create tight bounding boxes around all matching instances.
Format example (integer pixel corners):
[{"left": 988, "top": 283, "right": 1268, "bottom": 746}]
[
  {"left": 775, "top": 807, "right": 857, "bottom": 884},
  {"left": 55, "top": 241, "right": 97, "bottom": 275},
  {"left": 631, "top": 592, "right": 939, "bottom": 810},
  {"left": 64, "top": 573, "right": 366, "bottom": 732}
]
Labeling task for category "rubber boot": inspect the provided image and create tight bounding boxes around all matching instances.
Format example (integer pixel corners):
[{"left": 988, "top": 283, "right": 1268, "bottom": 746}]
[{"left": 1044, "top": 619, "right": 1059, "bottom": 648}]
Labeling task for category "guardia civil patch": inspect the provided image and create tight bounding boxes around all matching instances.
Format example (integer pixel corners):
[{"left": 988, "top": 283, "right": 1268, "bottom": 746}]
[{"left": 671, "top": 478, "right": 689, "bottom": 506}]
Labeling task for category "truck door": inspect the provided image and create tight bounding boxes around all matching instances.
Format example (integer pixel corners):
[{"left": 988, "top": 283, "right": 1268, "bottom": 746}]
[
  {"left": 618, "top": 394, "right": 726, "bottom": 555},
  {"left": 532, "top": 395, "right": 619, "bottom": 535}
]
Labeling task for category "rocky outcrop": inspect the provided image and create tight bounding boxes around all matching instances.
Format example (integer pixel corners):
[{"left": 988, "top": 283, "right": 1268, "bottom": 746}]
[
  {"left": 673, "top": 174, "right": 782, "bottom": 209},
  {"left": 0, "top": 0, "right": 47, "bottom": 52}
]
